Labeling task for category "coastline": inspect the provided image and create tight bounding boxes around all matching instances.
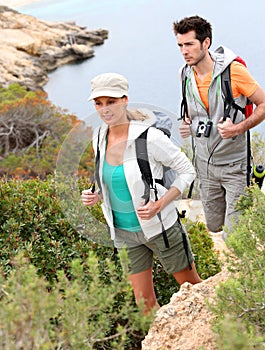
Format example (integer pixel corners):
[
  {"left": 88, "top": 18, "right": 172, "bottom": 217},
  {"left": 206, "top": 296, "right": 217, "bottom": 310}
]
[
  {"left": 0, "top": 0, "right": 42, "bottom": 8},
  {"left": 0, "top": 6, "right": 108, "bottom": 91}
]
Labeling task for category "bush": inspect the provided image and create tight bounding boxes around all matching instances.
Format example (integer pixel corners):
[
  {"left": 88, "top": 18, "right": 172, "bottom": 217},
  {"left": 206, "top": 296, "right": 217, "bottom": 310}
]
[
  {"left": 251, "top": 131, "right": 265, "bottom": 166},
  {"left": 0, "top": 176, "right": 111, "bottom": 281},
  {"left": 209, "top": 185, "right": 265, "bottom": 349},
  {"left": 0, "top": 176, "right": 221, "bottom": 303},
  {"left": 0, "top": 252, "right": 152, "bottom": 350},
  {"left": 0, "top": 84, "right": 94, "bottom": 178},
  {"left": 0, "top": 176, "right": 221, "bottom": 348},
  {"left": 0, "top": 176, "right": 153, "bottom": 349}
]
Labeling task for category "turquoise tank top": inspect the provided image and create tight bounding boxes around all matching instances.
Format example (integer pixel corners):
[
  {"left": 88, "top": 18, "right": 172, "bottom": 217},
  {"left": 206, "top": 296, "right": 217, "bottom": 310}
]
[{"left": 102, "top": 158, "right": 141, "bottom": 232}]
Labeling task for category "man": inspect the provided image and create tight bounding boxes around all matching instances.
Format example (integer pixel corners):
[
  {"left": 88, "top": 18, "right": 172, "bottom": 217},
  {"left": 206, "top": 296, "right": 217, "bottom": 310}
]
[{"left": 173, "top": 15, "right": 265, "bottom": 239}]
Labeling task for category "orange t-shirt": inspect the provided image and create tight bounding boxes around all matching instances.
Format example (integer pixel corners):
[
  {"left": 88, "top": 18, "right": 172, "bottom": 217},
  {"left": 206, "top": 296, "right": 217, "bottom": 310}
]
[{"left": 194, "top": 61, "right": 258, "bottom": 112}]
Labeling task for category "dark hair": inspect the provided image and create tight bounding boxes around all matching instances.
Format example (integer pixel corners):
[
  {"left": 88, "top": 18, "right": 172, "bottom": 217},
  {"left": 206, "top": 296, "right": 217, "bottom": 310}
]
[{"left": 173, "top": 15, "right": 212, "bottom": 47}]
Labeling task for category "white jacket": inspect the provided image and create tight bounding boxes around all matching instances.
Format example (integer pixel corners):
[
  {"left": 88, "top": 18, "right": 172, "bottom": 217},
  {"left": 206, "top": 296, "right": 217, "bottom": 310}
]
[{"left": 92, "top": 110, "right": 196, "bottom": 241}]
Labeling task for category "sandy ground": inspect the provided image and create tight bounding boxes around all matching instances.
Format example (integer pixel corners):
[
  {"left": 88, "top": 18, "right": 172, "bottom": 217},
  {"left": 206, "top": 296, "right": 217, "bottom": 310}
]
[{"left": 1, "top": 0, "right": 42, "bottom": 8}]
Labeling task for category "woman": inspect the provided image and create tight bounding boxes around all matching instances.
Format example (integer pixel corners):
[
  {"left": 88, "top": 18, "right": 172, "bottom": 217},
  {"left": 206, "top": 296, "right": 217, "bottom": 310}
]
[{"left": 81, "top": 72, "right": 202, "bottom": 314}]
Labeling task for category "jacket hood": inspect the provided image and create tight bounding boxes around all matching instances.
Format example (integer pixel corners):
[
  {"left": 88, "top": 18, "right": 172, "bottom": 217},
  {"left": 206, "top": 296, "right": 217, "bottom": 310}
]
[
  {"left": 180, "top": 45, "right": 237, "bottom": 80},
  {"left": 93, "top": 108, "right": 157, "bottom": 148},
  {"left": 127, "top": 108, "right": 156, "bottom": 142},
  {"left": 210, "top": 45, "right": 237, "bottom": 77}
]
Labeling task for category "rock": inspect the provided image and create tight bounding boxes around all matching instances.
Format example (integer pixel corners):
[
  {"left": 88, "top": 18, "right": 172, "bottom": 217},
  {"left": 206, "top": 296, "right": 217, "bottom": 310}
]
[
  {"left": 66, "top": 43, "right": 94, "bottom": 58},
  {"left": 0, "top": 6, "right": 108, "bottom": 90},
  {"left": 142, "top": 269, "right": 230, "bottom": 350},
  {"left": 142, "top": 201, "right": 230, "bottom": 350}
]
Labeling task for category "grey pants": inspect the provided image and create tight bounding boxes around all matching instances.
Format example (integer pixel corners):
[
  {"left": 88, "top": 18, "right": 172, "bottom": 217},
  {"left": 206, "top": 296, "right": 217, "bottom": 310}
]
[{"left": 196, "top": 159, "right": 247, "bottom": 235}]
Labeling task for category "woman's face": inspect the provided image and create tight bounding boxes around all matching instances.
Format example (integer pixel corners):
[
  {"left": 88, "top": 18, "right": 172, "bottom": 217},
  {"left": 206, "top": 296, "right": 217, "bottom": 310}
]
[{"left": 94, "top": 96, "right": 128, "bottom": 126}]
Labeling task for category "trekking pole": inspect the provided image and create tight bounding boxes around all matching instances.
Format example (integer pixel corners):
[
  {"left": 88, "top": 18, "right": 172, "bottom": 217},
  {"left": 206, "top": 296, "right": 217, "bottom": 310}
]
[{"left": 246, "top": 130, "right": 252, "bottom": 187}]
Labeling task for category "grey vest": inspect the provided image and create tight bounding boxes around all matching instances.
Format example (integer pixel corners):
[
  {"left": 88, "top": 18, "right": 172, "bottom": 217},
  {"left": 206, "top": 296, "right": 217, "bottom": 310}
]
[{"left": 182, "top": 46, "right": 248, "bottom": 165}]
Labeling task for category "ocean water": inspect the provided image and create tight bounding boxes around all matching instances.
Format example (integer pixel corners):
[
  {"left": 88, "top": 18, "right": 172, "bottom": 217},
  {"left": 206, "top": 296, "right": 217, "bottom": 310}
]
[{"left": 18, "top": 0, "right": 265, "bottom": 137}]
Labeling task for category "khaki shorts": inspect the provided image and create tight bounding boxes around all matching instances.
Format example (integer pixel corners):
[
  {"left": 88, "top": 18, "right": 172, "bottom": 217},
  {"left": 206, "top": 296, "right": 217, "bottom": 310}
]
[{"left": 114, "top": 221, "right": 194, "bottom": 275}]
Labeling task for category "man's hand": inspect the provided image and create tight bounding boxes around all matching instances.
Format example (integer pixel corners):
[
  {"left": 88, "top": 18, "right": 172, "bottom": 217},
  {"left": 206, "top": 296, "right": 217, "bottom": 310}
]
[
  {"left": 217, "top": 117, "right": 240, "bottom": 139},
  {"left": 179, "top": 118, "right": 192, "bottom": 138}
]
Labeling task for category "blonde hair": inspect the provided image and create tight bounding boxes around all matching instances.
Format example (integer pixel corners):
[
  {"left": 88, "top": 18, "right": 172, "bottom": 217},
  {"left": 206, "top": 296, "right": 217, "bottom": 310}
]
[{"left": 126, "top": 109, "right": 150, "bottom": 121}]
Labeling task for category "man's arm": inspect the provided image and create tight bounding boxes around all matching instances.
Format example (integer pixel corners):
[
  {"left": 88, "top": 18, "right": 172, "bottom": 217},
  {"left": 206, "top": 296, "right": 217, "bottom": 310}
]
[{"left": 218, "top": 86, "right": 265, "bottom": 139}]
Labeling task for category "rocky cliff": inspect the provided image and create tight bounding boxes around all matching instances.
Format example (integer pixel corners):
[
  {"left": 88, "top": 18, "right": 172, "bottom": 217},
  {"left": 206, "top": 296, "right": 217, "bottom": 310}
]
[
  {"left": 0, "top": 6, "right": 108, "bottom": 90},
  {"left": 142, "top": 267, "right": 229, "bottom": 350},
  {"left": 142, "top": 190, "right": 263, "bottom": 349},
  {"left": 142, "top": 200, "right": 230, "bottom": 350}
]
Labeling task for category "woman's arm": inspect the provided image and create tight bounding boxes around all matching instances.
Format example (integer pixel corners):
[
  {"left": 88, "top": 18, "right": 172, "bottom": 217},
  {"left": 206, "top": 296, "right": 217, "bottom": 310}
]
[
  {"left": 136, "top": 128, "right": 195, "bottom": 220},
  {"left": 136, "top": 186, "right": 180, "bottom": 220},
  {"left": 148, "top": 128, "right": 196, "bottom": 193}
]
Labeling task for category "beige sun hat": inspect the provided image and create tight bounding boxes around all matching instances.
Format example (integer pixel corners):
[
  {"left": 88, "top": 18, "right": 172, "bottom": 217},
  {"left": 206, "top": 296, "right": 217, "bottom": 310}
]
[{"left": 88, "top": 72, "right": 129, "bottom": 101}]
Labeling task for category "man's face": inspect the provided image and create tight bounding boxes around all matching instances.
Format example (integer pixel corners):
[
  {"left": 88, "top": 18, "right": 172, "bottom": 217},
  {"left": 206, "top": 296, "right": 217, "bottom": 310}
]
[{"left": 177, "top": 30, "right": 208, "bottom": 67}]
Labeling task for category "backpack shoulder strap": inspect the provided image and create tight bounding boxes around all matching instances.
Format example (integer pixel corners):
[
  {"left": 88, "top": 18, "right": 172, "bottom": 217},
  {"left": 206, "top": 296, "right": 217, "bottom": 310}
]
[
  {"left": 135, "top": 127, "right": 171, "bottom": 248},
  {"left": 221, "top": 61, "right": 252, "bottom": 186},
  {"left": 135, "top": 126, "right": 192, "bottom": 254},
  {"left": 180, "top": 68, "right": 189, "bottom": 121},
  {"left": 221, "top": 61, "right": 249, "bottom": 121},
  {"left": 221, "top": 64, "right": 238, "bottom": 120},
  {"left": 135, "top": 128, "right": 154, "bottom": 204},
  {"left": 221, "top": 64, "right": 234, "bottom": 104},
  {"left": 92, "top": 127, "right": 102, "bottom": 193}
]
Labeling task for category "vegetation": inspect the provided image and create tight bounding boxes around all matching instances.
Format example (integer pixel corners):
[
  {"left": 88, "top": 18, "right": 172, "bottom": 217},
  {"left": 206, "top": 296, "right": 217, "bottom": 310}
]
[
  {"left": 251, "top": 131, "right": 265, "bottom": 166},
  {"left": 0, "top": 84, "right": 94, "bottom": 178},
  {"left": 0, "top": 252, "right": 152, "bottom": 350},
  {"left": 1, "top": 83, "right": 264, "bottom": 348},
  {"left": 210, "top": 185, "right": 265, "bottom": 349},
  {"left": 0, "top": 176, "right": 221, "bottom": 349},
  {"left": 0, "top": 176, "right": 150, "bottom": 349}
]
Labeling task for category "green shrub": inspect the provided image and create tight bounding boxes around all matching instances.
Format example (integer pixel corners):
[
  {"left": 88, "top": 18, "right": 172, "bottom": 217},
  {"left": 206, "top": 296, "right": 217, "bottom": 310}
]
[
  {"left": 0, "top": 252, "right": 152, "bottom": 350},
  {"left": 0, "top": 176, "right": 151, "bottom": 349},
  {"left": 209, "top": 185, "right": 265, "bottom": 349},
  {"left": 0, "top": 175, "right": 221, "bottom": 348},
  {"left": 0, "top": 176, "right": 221, "bottom": 306},
  {"left": 0, "top": 83, "right": 33, "bottom": 104},
  {"left": 251, "top": 131, "right": 265, "bottom": 165},
  {"left": 0, "top": 176, "right": 114, "bottom": 281}
]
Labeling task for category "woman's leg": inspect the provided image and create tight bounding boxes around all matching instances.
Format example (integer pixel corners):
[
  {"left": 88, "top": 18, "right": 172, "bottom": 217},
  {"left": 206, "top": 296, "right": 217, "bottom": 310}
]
[
  {"left": 172, "top": 261, "right": 202, "bottom": 285},
  {"left": 142, "top": 222, "right": 202, "bottom": 287},
  {"left": 128, "top": 267, "right": 158, "bottom": 314}
]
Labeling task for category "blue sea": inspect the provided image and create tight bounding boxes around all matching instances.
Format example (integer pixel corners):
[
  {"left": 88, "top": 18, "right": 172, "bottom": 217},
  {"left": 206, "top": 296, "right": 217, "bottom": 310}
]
[{"left": 18, "top": 0, "right": 265, "bottom": 138}]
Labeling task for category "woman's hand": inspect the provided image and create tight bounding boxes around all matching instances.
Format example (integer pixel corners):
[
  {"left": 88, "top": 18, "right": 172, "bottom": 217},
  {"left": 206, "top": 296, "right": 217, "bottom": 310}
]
[
  {"left": 136, "top": 200, "right": 160, "bottom": 220},
  {"left": 136, "top": 186, "right": 181, "bottom": 220},
  {"left": 81, "top": 190, "right": 101, "bottom": 206}
]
